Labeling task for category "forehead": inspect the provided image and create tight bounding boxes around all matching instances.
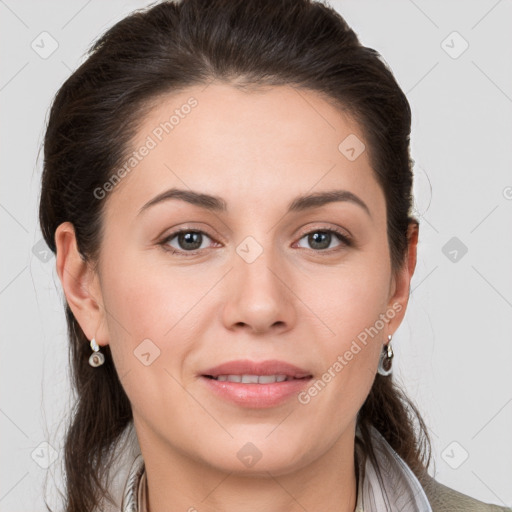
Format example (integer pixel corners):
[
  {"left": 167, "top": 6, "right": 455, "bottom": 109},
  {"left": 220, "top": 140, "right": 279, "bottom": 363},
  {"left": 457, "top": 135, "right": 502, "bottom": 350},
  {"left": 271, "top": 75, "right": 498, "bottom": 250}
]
[{"left": 104, "top": 82, "right": 384, "bottom": 219}]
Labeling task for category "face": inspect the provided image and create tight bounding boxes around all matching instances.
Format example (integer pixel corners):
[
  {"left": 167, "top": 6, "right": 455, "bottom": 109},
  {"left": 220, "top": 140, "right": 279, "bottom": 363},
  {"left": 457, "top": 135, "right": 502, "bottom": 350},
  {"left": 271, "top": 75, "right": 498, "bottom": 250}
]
[{"left": 60, "top": 82, "right": 412, "bottom": 476}]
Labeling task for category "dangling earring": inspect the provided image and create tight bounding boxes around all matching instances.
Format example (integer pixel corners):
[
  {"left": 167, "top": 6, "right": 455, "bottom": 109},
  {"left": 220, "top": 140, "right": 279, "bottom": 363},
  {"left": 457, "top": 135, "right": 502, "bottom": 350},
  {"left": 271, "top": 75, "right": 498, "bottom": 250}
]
[
  {"left": 377, "top": 334, "right": 393, "bottom": 376},
  {"left": 88, "top": 337, "right": 105, "bottom": 367}
]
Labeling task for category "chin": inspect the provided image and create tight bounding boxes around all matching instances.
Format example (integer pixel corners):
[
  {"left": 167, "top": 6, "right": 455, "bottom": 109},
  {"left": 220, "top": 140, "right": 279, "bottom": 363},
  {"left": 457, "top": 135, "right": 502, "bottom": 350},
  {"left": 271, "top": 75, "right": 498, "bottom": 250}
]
[{"left": 198, "top": 439, "right": 313, "bottom": 477}]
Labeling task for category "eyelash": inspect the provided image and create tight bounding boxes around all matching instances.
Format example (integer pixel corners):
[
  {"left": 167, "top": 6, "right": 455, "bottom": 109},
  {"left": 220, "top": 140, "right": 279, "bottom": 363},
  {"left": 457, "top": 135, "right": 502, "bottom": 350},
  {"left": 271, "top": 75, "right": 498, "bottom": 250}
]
[{"left": 159, "top": 227, "right": 353, "bottom": 257}]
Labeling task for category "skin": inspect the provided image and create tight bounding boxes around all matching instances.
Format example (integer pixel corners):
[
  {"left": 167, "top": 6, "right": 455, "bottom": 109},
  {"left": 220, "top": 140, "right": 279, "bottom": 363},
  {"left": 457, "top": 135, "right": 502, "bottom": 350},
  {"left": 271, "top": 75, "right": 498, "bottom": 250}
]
[{"left": 55, "top": 82, "right": 418, "bottom": 512}]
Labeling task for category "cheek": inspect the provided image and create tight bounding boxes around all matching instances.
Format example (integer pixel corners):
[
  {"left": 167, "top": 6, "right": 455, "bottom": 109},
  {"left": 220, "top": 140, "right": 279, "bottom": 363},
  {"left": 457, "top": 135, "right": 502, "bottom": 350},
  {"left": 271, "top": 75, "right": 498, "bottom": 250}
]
[
  {"left": 101, "top": 246, "right": 185, "bottom": 333},
  {"left": 305, "top": 258, "right": 390, "bottom": 396},
  {"left": 317, "top": 260, "right": 391, "bottom": 339},
  {"left": 97, "top": 252, "right": 170, "bottom": 372},
  {"left": 99, "top": 262, "right": 196, "bottom": 418},
  {"left": 99, "top": 248, "right": 212, "bottom": 378}
]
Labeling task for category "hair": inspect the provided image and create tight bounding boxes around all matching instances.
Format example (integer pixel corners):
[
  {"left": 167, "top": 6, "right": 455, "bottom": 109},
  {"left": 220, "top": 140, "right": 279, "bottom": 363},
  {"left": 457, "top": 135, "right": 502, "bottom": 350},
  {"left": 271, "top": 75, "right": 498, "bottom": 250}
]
[{"left": 39, "top": 0, "right": 433, "bottom": 510}]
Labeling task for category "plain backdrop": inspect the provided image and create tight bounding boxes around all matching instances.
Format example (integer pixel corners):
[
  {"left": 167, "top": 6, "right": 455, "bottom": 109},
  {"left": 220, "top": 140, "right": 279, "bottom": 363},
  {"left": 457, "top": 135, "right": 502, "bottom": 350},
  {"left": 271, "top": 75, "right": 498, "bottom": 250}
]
[{"left": 1, "top": 0, "right": 511, "bottom": 510}]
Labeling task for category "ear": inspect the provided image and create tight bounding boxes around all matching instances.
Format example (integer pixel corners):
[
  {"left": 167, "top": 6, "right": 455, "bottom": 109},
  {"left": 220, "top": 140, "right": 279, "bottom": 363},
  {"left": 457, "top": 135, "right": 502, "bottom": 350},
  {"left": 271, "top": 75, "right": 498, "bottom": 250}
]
[
  {"left": 386, "top": 221, "right": 419, "bottom": 333},
  {"left": 54, "top": 222, "right": 108, "bottom": 346}
]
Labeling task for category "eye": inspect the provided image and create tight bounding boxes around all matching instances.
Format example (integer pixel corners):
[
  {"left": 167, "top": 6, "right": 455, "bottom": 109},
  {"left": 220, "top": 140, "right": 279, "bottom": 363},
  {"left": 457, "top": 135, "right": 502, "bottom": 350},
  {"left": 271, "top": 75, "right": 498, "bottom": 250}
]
[
  {"left": 159, "top": 226, "right": 352, "bottom": 257},
  {"left": 295, "top": 228, "right": 352, "bottom": 252},
  {"left": 160, "top": 229, "right": 216, "bottom": 255}
]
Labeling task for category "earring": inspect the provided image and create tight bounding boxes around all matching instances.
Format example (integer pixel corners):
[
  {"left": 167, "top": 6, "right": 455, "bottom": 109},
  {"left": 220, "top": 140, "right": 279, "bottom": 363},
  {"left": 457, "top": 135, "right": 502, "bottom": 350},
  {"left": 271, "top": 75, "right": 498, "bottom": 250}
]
[
  {"left": 88, "top": 337, "right": 105, "bottom": 367},
  {"left": 377, "top": 334, "right": 393, "bottom": 376}
]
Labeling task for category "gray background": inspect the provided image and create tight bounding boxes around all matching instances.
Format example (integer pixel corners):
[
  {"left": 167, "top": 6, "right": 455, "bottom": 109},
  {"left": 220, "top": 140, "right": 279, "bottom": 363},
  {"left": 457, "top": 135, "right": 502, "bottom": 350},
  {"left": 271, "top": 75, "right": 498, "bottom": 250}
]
[{"left": 1, "top": 0, "right": 511, "bottom": 510}]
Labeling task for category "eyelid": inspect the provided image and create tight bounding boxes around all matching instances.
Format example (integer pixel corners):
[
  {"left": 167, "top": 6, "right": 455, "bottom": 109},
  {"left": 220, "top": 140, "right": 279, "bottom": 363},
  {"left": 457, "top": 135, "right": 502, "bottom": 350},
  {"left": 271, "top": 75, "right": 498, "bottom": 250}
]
[
  {"left": 293, "top": 225, "right": 353, "bottom": 253},
  {"left": 296, "top": 223, "right": 352, "bottom": 242},
  {"left": 159, "top": 224, "right": 353, "bottom": 256},
  {"left": 159, "top": 227, "right": 218, "bottom": 255}
]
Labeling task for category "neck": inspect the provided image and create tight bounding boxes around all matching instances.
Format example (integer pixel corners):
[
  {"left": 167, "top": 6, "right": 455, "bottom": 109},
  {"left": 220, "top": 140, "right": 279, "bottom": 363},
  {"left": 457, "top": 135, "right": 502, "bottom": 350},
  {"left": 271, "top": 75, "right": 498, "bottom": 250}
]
[{"left": 137, "top": 424, "right": 358, "bottom": 512}]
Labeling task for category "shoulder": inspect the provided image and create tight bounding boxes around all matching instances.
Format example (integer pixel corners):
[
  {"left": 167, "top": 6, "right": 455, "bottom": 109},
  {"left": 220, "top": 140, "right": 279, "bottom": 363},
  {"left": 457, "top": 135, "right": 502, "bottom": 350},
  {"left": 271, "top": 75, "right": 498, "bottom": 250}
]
[{"left": 421, "top": 474, "right": 512, "bottom": 512}]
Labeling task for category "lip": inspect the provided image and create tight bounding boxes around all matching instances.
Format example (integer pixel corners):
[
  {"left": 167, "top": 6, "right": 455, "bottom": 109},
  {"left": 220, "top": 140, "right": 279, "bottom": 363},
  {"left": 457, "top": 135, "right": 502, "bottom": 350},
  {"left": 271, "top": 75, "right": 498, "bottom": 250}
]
[
  {"left": 201, "top": 359, "right": 312, "bottom": 379},
  {"left": 199, "top": 359, "right": 313, "bottom": 408}
]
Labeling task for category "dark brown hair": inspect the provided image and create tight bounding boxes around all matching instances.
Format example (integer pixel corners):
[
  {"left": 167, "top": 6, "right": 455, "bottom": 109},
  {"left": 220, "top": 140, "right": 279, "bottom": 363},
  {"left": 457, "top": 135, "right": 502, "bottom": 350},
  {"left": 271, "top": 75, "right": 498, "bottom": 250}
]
[{"left": 39, "top": 0, "right": 432, "bottom": 510}]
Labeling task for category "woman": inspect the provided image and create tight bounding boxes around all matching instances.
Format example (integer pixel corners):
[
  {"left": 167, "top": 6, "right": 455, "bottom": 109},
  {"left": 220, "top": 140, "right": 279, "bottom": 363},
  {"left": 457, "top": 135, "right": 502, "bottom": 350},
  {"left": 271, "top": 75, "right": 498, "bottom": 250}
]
[{"left": 38, "top": 0, "right": 511, "bottom": 511}]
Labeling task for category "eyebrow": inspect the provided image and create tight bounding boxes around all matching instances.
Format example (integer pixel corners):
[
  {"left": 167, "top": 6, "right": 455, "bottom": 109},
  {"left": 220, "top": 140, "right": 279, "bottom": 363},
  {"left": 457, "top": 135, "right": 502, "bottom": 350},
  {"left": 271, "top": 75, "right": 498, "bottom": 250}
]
[{"left": 137, "top": 188, "right": 371, "bottom": 218}]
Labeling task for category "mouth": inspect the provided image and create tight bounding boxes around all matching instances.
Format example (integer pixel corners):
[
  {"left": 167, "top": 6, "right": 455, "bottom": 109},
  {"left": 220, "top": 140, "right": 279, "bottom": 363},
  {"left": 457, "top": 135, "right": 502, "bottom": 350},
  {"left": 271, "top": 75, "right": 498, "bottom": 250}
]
[
  {"left": 202, "top": 374, "right": 312, "bottom": 383},
  {"left": 199, "top": 359, "right": 314, "bottom": 408},
  {"left": 200, "top": 358, "right": 313, "bottom": 380}
]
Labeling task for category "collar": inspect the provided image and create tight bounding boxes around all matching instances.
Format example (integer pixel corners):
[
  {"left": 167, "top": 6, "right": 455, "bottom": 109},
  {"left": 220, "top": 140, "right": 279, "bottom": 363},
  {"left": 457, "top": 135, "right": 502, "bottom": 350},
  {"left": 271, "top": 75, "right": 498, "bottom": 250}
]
[
  {"left": 353, "top": 425, "right": 432, "bottom": 511},
  {"left": 122, "top": 425, "right": 432, "bottom": 512}
]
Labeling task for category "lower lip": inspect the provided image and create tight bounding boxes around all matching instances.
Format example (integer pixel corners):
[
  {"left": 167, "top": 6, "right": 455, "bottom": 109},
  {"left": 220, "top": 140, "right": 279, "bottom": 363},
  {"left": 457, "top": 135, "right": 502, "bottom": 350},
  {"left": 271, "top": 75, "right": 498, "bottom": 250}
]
[{"left": 200, "top": 376, "right": 312, "bottom": 408}]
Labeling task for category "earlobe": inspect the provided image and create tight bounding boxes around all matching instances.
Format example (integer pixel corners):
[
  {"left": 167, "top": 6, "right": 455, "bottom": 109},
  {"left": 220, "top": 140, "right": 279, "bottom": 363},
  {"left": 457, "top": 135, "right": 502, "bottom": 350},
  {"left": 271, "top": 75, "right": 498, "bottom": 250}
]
[{"left": 54, "top": 221, "right": 106, "bottom": 345}]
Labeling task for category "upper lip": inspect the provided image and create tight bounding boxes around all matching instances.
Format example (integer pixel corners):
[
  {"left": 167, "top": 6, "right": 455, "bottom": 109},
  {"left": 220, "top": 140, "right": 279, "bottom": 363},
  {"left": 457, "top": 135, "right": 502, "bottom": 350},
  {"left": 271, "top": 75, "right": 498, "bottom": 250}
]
[{"left": 201, "top": 359, "right": 313, "bottom": 379}]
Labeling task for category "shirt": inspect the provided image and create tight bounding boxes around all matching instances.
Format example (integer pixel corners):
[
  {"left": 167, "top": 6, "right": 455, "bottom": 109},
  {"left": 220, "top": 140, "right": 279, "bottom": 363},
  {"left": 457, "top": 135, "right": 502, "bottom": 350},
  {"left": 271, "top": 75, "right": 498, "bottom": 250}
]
[{"left": 120, "top": 424, "right": 433, "bottom": 512}]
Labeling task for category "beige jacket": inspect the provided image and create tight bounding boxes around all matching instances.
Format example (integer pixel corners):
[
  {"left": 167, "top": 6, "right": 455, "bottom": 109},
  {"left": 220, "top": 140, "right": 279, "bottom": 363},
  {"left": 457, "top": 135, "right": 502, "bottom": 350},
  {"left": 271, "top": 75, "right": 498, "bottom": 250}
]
[{"left": 97, "top": 422, "right": 511, "bottom": 512}]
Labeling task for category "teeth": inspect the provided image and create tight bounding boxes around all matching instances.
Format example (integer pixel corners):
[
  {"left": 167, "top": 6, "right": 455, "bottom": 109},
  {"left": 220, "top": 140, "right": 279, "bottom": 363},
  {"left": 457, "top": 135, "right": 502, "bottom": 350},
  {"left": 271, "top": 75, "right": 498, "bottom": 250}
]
[
  {"left": 258, "top": 374, "right": 286, "bottom": 384},
  {"left": 214, "top": 374, "right": 290, "bottom": 383},
  {"left": 241, "top": 375, "right": 259, "bottom": 384}
]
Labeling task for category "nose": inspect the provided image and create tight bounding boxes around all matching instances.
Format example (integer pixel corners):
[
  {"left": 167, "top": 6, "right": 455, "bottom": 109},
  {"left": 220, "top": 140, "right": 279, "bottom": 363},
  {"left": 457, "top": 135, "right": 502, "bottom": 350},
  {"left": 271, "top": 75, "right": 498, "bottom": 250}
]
[{"left": 221, "top": 243, "right": 296, "bottom": 335}]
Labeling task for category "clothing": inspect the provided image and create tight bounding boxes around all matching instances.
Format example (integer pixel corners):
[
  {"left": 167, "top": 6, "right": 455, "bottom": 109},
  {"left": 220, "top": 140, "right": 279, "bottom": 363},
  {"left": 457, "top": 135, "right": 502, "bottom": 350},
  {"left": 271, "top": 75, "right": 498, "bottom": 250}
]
[{"left": 98, "top": 421, "right": 511, "bottom": 511}]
